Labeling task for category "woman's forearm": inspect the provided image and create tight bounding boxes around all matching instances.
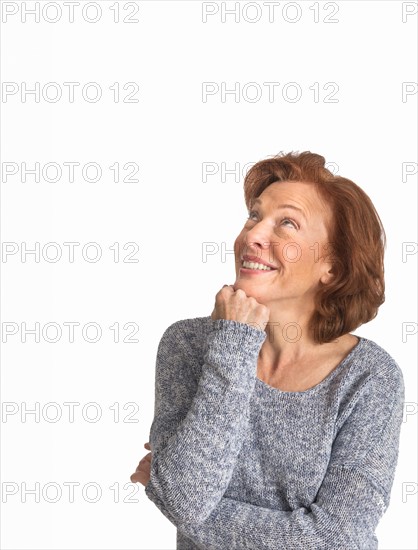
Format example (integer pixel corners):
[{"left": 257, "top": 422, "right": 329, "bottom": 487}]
[{"left": 145, "top": 318, "right": 266, "bottom": 525}]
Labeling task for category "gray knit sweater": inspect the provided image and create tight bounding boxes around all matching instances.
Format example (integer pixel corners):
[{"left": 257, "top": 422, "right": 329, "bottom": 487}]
[{"left": 145, "top": 316, "right": 404, "bottom": 549}]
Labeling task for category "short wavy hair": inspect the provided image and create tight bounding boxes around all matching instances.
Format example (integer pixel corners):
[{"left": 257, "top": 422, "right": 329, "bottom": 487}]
[{"left": 243, "top": 151, "right": 386, "bottom": 344}]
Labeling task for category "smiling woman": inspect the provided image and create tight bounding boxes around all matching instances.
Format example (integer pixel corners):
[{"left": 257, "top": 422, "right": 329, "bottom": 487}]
[{"left": 131, "top": 151, "right": 404, "bottom": 550}]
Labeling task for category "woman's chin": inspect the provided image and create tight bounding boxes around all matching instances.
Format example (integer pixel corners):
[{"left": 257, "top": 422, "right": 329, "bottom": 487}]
[{"left": 233, "top": 279, "right": 266, "bottom": 298}]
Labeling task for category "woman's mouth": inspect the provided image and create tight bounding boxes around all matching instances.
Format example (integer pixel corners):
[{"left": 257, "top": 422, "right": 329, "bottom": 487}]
[{"left": 240, "top": 260, "right": 277, "bottom": 274}]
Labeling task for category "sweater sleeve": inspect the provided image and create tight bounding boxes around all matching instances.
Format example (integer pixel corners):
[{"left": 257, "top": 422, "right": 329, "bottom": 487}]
[
  {"left": 144, "top": 317, "right": 267, "bottom": 526},
  {"left": 171, "top": 361, "right": 406, "bottom": 550}
]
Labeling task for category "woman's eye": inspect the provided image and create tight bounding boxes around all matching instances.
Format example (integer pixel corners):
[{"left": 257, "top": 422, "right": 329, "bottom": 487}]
[
  {"left": 280, "top": 217, "right": 297, "bottom": 229},
  {"left": 246, "top": 212, "right": 297, "bottom": 229}
]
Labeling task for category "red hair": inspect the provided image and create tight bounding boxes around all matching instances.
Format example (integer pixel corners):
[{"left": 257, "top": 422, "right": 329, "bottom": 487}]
[{"left": 243, "top": 151, "right": 386, "bottom": 344}]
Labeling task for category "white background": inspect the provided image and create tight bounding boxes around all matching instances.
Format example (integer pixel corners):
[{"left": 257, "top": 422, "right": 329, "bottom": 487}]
[{"left": 0, "top": 1, "right": 417, "bottom": 549}]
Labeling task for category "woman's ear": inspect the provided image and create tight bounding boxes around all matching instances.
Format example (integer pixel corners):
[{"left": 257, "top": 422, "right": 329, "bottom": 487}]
[{"left": 320, "top": 265, "right": 335, "bottom": 285}]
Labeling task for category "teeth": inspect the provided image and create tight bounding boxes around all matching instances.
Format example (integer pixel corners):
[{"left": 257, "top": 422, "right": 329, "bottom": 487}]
[{"left": 242, "top": 261, "right": 272, "bottom": 271}]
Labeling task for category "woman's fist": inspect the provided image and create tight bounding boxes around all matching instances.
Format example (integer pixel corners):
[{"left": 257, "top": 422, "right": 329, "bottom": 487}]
[{"left": 210, "top": 285, "right": 270, "bottom": 330}]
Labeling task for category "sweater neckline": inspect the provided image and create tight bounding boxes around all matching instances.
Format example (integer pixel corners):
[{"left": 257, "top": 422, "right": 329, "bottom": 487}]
[{"left": 254, "top": 336, "right": 365, "bottom": 397}]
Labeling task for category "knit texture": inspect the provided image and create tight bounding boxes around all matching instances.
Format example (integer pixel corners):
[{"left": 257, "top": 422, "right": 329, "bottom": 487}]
[{"left": 145, "top": 316, "right": 404, "bottom": 549}]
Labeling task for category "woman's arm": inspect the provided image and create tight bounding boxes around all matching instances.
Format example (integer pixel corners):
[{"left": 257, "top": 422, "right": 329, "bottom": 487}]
[
  {"left": 165, "top": 465, "right": 389, "bottom": 549},
  {"left": 148, "top": 356, "right": 404, "bottom": 550},
  {"left": 145, "top": 317, "right": 267, "bottom": 526},
  {"left": 145, "top": 317, "right": 404, "bottom": 549}
]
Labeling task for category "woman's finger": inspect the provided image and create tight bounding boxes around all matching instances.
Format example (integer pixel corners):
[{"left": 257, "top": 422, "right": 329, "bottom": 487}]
[
  {"left": 130, "top": 470, "right": 149, "bottom": 485},
  {"left": 133, "top": 455, "right": 150, "bottom": 473},
  {"left": 135, "top": 453, "right": 151, "bottom": 470}
]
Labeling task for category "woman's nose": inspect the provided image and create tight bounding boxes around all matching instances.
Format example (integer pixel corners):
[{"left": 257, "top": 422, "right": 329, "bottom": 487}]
[
  {"left": 242, "top": 238, "right": 271, "bottom": 262},
  {"left": 244, "top": 221, "right": 273, "bottom": 249}
]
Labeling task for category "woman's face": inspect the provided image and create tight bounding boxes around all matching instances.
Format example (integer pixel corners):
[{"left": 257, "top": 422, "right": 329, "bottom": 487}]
[{"left": 233, "top": 180, "right": 334, "bottom": 310}]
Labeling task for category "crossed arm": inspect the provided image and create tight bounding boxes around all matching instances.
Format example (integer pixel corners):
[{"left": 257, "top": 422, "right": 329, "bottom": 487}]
[{"left": 134, "top": 319, "right": 404, "bottom": 549}]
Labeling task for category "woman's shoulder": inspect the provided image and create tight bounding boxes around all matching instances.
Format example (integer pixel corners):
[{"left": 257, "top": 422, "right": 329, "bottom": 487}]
[
  {"left": 161, "top": 315, "right": 212, "bottom": 339},
  {"left": 333, "top": 336, "right": 405, "bottom": 439},
  {"left": 344, "top": 335, "right": 405, "bottom": 395},
  {"left": 158, "top": 315, "right": 212, "bottom": 355}
]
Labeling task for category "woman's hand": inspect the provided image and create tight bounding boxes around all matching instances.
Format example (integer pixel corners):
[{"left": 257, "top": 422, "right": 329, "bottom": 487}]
[
  {"left": 211, "top": 284, "right": 270, "bottom": 329},
  {"left": 130, "top": 442, "right": 152, "bottom": 486}
]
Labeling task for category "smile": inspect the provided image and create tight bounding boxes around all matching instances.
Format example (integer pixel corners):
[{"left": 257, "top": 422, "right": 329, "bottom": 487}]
[
  {"left": 242, "top": 260, "right": 273, "bottom": 271},
  {"left": 240, "top": 261, "right": 277, "bottom": 274}
]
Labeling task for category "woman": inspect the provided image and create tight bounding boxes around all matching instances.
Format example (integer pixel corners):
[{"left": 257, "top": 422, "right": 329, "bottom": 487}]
[{"left": 131, "top": 151, "right": 404, "bottom": 549}]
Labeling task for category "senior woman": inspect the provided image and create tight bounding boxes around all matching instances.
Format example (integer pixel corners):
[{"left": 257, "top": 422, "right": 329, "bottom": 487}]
[{"left": 131, "top": 151, "right": 404, "bottom": 550}]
